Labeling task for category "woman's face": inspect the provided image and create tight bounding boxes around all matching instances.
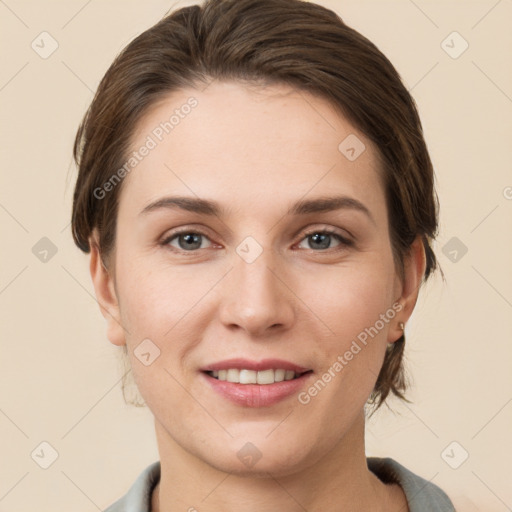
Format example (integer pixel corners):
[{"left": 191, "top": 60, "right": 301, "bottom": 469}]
[{"left": 94, "top": 81, "right": 416, "bottom": 476}]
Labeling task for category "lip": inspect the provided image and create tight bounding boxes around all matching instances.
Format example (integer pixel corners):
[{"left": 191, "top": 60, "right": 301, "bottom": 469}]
[
  {"left": 200, "top": 358, "right": 314, "bottom": 408},
  {"left": 201, "top": 358, "right": 311, "bottom": 373}
]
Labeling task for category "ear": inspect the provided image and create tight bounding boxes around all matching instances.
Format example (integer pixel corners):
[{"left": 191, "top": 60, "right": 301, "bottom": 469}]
[
  {"left": 388, "top": 235, "right": 426, "bottom": 343},
  {"left": 89, "top": 229, "right": 127, "bottom": 347}
]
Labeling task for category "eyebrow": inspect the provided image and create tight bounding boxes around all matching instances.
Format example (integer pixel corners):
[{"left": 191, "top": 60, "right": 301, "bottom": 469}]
[{"left": 139, "top": 195, "right": 375, "bottom": 224}]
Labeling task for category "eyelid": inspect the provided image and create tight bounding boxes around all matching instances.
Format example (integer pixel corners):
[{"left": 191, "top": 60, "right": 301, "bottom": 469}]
[
  {"left": 161, "top": 223, "right": 354, "bottom": 253},
  {"left": 160, "top": 226, "right": 217, "bottom": 250},
  {"left": 296, "top": 224, "right": 354, "bottom": 242}
]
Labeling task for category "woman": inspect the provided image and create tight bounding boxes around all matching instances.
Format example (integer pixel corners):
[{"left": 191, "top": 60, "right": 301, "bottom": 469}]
[{"left": 71, "top": 0, "right": 455, "bottom": 509}]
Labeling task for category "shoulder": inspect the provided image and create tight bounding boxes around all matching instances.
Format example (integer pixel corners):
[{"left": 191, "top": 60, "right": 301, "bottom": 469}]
[
  {"left": 367, "top": 456, "right": 455, "bottom": 511},
  {"left": 103, "top": 461, "right": 160, "bottom": 512}
]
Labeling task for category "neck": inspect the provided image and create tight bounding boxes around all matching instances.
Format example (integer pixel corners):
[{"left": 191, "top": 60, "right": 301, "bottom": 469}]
[{"left": 151, "top": 410, "right": 407, "bottom": 512}]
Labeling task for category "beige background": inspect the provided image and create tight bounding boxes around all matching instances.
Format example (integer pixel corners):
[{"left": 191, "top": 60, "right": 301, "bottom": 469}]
[{"left": 1, "top": 0, "right": 511, "bottom": 510}]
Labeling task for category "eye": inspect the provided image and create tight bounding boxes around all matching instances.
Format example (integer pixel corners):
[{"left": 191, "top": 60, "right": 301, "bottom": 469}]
[
  {"left": 296, "top": 229, "right": 353, "bottom": 251},
  {"left": 161, "top": 227, "right": 353, "bottom": 253},
  {"left": 162, "top": 230, "right": 213, "bottom": 251}
]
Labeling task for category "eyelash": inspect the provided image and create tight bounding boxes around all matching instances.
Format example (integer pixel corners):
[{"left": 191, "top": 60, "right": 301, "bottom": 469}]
[{"left": 160, "top": 227, "right": 354, "bottom": 254}]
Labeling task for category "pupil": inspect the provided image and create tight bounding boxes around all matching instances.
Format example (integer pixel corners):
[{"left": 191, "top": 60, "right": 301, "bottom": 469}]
[
  {"left": 311, "top": 233, "right": 329, "bottom": 249},
  {"left": 180, "top": 233, "right": 201, "bottom": 250}
]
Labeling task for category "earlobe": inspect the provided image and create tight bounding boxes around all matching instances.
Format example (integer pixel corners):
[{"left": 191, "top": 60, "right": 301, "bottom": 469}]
[
  {"left": 388, "top": 236, "right": 426, "bottom": 343},
  {"left": 88, "top": 231, "right": 127, "bottom": 347}
]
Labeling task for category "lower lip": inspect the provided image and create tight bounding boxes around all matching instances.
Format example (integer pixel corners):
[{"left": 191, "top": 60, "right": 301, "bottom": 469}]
[{"left": 201, "top": 371, "right": 313, "bottom": 408}]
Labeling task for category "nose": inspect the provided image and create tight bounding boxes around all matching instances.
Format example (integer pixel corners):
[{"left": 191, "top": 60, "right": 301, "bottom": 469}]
[{"left": 218, "top": 246, "right": 295, "bottom": 337}]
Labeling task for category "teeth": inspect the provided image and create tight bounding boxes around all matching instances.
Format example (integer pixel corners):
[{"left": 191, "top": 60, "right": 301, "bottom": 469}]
[
  {"left": 226, "top": 369, "right": 239, "bottom": 383},
  {"left": 274, "top": 369, "right": 285, "bottom": 382},
  {"left": 240, "top": 369, "right": 257, "bottom": 384},
  {"left": 210, "top": 369, "right": 302, "bottom": 384},
  {"left": 256, "top": 369, "right": 274, "bottom": 384}
]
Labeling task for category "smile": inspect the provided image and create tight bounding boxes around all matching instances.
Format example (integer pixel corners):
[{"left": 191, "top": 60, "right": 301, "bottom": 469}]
[{"left": 206, "top": 368, "right": 310, "bottom": 384}]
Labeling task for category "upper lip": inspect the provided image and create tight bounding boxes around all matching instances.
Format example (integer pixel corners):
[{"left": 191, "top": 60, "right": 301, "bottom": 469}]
[{"left": 201, "top": 358, "right": 312, "bottom": 373}]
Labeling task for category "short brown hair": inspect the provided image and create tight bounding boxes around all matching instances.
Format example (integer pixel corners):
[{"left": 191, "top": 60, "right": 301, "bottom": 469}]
[{"left": 71, "top": 0, "right": 439, "bottom": 411}]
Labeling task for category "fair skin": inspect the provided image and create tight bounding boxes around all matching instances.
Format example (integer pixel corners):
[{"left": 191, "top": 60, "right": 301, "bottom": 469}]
[{"left": 89, "top": 81, "right": 425, "bottom": 511}]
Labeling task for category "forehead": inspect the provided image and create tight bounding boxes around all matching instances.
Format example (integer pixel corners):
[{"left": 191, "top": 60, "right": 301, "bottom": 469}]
[{"left": 119, "top": 80, "right": 386, "bottom": 220}]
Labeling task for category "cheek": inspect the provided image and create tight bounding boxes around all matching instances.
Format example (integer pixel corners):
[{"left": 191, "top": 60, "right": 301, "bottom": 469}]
[
  {"left": 312, "top": 258, "right": 396, "bottom": 338},
  {"left": 302, "top": 256, "right": 397, "bottom": 399},
  {"left": 114, "top": 261, "right": 200, "bottom": 412},
  {"left": 116, "top": 253, "right": 199, "bottom": 336},
  {"left": 114, "top": 254, "right": 220, "bottom": 393}
]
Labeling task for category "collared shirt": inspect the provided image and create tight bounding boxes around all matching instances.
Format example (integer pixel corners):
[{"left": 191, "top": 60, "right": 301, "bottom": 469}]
[{"left": 103, "top": 457, "right": 455, "bottom": 511}]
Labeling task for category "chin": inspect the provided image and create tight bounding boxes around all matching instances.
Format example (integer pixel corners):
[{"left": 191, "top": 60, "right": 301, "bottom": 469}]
[{"left": 198, "top": 436, "right": 317, "bottom": 478}]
